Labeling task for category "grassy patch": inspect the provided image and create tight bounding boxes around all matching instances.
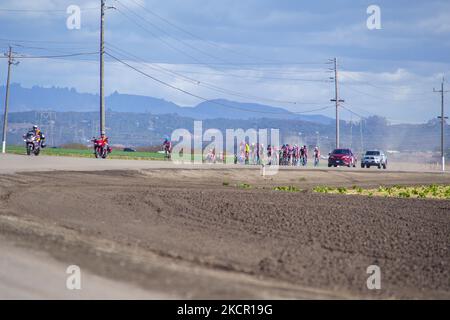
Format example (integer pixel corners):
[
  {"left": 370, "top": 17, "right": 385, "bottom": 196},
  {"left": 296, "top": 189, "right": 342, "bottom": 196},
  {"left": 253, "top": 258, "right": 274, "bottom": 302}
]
[
  {"left": 273, "top": 186, "right": 301, "bottom": 192},
  {"left": 237, "top": 183, "right": 252, "bottom": 189},
  {"left": 313, "top": 184, "right": 450, "bottom": 200},
  {"left": 313, "top": 186, "right": 333, "bottom": 193},
  {"left": 6, "top": 145, "right": 165, "bottom": 160}
]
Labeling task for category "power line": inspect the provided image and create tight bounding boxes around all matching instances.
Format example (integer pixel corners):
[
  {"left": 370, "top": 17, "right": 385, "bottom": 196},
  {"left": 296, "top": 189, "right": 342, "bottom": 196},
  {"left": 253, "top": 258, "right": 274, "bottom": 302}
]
[
  {"left": 144, "top": 67, "right": 332, "bottom": 82},
  {"left": 341, "top": 81, "right": 435, "bottom": 104},
  {"left": 10, "top": 43, "right": 97, "bottom": 53},
  {"left": 122, "top": 0, "right": 270, "bottom": 64},
  {"left": 0, "top": 52, "right": 99, "bottom": 59},
  {"left": 105, "top": 51, "right": 334, "bottom": 115},
  {"left": 340, "top": 105, "right": 364, "bottom": 119},
  {"left": 114, "top": 7, "right": 205, "bottom": 65},
  {"left": 0, "top": 37, "right": 96, "bottom": 45},
  {"left": 105, "top": 43, "right": 330, "bottom": 106},
  {"left": 114, "top": 2, "right": 330, "bottom": 77},
  {"left": 106, "top": 46, "right": 305, "bottom": 106},
  {"left": 123, "top": 0, "right": 330, "bottom": 66},
  {"left": 341, "top": 72, "right": 435, "bottom": 97},
  {"left": 115, "top": 1, "right": 230, "bottom": 64},
  {"left": 0, "top": 7, "right": 99, "bottom": 12},
  {"left": 341, "top": 103, "right": 419, "bottom": 125}
]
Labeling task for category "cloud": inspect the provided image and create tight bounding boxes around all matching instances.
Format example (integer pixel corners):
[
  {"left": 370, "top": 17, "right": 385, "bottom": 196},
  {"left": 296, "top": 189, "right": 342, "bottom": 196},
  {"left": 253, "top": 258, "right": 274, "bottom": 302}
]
[
  {"left": 418, "top": 13, "right": 450, "bottom": 34},
  {"left": 1, "top": 0, "right": 449, "bottom": 123}
]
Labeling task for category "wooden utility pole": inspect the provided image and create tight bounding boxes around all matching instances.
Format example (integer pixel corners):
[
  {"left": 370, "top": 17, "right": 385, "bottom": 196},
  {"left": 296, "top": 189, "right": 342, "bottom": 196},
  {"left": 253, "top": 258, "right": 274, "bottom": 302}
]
[
  {"left": 434, "top": 78, "right": 448, "bottom": 172},
  {"left": 2, "top": 46, "right": 18, "bottom": 154},
  {"left": 330, "top": 57, "right": 344, "bottom": 149},
  {"left": 99, "top": 0, "right": 106, "bottom": 135}
]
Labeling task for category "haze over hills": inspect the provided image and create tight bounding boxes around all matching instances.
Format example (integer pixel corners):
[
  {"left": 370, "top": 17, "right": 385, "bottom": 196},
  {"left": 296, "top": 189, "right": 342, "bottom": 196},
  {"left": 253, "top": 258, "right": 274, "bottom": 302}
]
[{"left": 0, "top": 83, "right": 333, "bottom": 124}]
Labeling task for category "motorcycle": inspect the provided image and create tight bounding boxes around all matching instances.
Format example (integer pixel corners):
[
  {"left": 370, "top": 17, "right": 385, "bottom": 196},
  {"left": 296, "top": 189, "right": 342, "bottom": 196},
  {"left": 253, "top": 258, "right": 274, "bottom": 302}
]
[
  {"left": 23, "top": 132, "right": 42, "bottom": 156},
  {"left": 92, "top": 137, "right": 111, "bottom": 159}
]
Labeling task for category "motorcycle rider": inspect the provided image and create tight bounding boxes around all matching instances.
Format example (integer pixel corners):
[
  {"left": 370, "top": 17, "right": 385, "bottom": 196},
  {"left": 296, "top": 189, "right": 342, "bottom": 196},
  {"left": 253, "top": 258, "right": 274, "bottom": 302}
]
[
  {"left": 99, "top": 131, "right": 111, "bottom": 153},
  {"left": 31, "top": 125, "right": 46, "bottom": 148},
  {"left": 100, "top": 131, "right": 108, "bottom": 143}
]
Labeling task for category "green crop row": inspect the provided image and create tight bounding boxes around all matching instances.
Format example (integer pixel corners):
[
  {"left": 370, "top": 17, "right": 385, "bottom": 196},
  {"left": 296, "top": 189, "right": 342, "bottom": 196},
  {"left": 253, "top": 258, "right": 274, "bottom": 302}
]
[{"left": 313, "top": 184, "right": 450, "bottom": 200}]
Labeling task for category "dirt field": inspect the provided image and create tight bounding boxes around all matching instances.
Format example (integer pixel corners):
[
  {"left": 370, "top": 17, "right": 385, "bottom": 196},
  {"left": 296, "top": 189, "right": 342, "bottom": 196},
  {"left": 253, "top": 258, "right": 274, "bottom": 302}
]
[{"left": 0, "top": 154, "right": 449, "bottom": 299}]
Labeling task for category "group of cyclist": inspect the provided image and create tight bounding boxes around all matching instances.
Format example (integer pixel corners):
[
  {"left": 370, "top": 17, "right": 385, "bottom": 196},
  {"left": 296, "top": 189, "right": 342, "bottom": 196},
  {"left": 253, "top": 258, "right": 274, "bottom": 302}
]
[
  {"left": 279, "top": 144, "right": 317, "bottom": 166},
  {"left": 234, "top": 142, "right": 321, "bottom": 167}
]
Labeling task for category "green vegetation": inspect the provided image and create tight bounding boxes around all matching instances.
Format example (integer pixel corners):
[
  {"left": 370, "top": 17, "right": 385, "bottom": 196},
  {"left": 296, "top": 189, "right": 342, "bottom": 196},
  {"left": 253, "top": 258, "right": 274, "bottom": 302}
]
[
  {"left": 273, "top": 186, "right": 301, "bottom": 192},
  {"left": 337, "top": 187, "right": 347, "bottom": 194},
  {"left": 6, "top": 145, "right": 165, "bottom": 160},
  {"left": 313, "top": 184, "right": 450, "bottom": 200},
  {"left": 312, "top": 186, "right": 332, "bottom": 193}
]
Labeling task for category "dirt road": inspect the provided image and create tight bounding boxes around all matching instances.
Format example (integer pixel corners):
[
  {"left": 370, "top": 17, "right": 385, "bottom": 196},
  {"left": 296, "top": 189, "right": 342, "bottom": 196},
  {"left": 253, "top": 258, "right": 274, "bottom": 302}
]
[{"left": 0, "top": 154, "right": 449, "bottom": 299}]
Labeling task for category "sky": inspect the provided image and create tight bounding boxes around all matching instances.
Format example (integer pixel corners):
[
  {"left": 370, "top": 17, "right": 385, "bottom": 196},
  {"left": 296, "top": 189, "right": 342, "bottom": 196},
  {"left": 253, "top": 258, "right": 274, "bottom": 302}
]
[{"left": 0, "top": 0, "right": 449, "bottom": 123}]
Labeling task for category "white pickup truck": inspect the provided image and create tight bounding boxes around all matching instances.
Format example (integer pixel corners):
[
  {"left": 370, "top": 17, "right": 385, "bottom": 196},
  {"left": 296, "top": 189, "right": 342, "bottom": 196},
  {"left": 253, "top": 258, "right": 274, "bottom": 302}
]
[{"left": 361, "top": 150, "right": 387, "bottom": 169}]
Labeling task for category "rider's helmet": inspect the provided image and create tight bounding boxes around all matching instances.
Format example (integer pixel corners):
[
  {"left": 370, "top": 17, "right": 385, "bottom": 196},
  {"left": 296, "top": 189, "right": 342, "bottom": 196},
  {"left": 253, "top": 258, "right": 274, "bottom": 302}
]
[
  {"left": 101, "top": 131, "right": 106, "bottom": 137},
  {"left": 33, "top": 125, "right": 38, "bottom": 130}
]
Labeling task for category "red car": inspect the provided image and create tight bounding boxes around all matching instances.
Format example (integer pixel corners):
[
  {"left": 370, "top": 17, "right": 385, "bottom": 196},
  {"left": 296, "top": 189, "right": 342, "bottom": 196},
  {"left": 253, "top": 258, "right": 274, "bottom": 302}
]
[{"left": 328, "top": 148, "right": 357, "bottom": 167}]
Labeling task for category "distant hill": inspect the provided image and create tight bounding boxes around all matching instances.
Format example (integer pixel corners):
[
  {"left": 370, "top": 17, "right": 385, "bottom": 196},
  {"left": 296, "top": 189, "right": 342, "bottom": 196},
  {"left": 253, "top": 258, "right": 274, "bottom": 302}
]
[{"left": 0, "top": 83, "right": 333, "bottom": 124}]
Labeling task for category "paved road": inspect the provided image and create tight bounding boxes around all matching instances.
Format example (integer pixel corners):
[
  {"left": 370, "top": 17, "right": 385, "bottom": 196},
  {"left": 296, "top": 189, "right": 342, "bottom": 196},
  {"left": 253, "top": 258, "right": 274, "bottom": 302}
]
[{"left": 0, "top": 153, "right": 447, "bottom": 174}]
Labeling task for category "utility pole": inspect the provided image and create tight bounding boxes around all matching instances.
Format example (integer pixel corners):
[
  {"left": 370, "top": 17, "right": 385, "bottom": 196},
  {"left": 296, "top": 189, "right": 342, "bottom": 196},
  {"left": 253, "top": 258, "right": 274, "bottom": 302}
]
[
  {"left": 360, "top": 118, "right": 364, "bottom": 153},
  {"left": 2, "top": 46, "right": 18, "bottom": 154},
  {"left": 434, "top": 78, "right": 449, "bottom": 172},
  {"left": 330, "top": 57, "right": 344, "bottom": 149},
  {"left": 349, "top": 116, "right": 353, "bottom": 149},
  {"left": 98, "top": 0, "right": 115, "bottom": 136},
  {"left": 99, "top": 0, "right": 105, "bottom": 135}
]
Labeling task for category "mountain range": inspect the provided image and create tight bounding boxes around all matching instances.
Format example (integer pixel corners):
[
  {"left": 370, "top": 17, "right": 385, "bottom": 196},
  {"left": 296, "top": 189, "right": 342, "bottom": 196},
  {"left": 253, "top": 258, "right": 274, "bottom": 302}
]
[{"left": 0, "top": 83, "right": 333, "bottom": 125}]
